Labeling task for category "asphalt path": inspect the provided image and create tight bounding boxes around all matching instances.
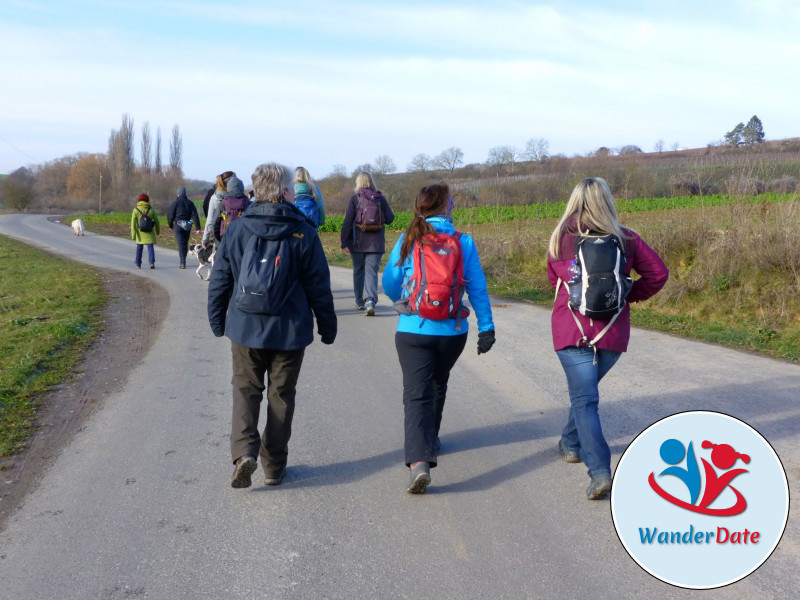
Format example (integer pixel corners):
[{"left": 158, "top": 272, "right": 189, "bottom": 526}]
[{"left": 0, "top": 213, "right": 798, "bottom": 599}]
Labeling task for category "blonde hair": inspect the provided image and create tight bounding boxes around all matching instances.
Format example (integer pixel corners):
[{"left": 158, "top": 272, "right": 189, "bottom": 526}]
[
  {"left": 548, "top": 177, "right": 628, "bottom": 259},
  {"left": 252, "top": 163, "right": 292, "bottom": 203},
  {"left": 294, "top": 166, "right": 319, "bottom": 202},
  {"left": 354, "top": 171, "right": 376, "bottom": 192}
]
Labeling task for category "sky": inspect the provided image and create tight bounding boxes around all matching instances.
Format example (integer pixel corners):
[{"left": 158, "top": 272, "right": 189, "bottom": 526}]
[{"left": 1, "top": 0, "right": 799, "bottom": 183}]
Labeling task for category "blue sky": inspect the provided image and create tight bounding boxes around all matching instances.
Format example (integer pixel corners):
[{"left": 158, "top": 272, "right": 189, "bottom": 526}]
[{"left": 1, "top": 0, "right": 798, "bottom": 183}]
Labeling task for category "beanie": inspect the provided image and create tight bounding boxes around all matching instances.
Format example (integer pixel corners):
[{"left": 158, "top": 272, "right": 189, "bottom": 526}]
[
  {"left": 137, "top": 193, "right": 149, "bottom": 203},
  {"left": 226, "top": 176, "right": 245, "bottom": 197}
]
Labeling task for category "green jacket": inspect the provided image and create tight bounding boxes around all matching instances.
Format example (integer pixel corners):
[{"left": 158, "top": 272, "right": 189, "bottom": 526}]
[{"left": 131, "top": 201, "right": 161, "bottom": 244}]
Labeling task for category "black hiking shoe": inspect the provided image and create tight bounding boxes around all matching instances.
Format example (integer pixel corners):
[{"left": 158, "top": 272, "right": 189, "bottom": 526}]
[
  {"left": 406, "top": 462, "right": 431, "bottom": 494},
  {"left": 231, "top": 455, "right": 257, "bottom": 489}
]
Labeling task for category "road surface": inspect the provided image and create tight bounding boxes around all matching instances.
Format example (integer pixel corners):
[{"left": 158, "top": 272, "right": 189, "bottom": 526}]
[{"left": 0, "top": 214, "right": 798, "bottom": 599}]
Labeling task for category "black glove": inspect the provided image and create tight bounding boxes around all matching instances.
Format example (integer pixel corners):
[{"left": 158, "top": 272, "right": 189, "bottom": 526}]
[
  {"left": 477, "top": 330, "right": 495, "bottom": 355},
  {"left": 321, "top": 334, "right": 335, "bottom": 345}
]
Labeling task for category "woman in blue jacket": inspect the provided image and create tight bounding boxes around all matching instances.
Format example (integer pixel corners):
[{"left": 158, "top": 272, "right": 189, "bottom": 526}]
[{"left": 383, "top": 183, "right": 496, "bottom": 494}]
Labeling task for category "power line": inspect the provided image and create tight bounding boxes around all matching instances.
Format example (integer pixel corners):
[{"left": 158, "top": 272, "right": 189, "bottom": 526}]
[{"left": 0, "top": 134, "right": 38, "bottom": 163}]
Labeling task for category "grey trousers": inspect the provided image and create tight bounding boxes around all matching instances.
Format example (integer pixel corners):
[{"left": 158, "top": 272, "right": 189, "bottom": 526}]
[
  {"left": 351, "top": 251, "right": 382, "bottom": 305},
  {"left": 230, "top": 341, "right": 305, "bottom": 475}
]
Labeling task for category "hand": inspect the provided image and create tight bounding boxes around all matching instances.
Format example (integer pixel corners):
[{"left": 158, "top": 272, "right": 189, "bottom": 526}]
[
  {"left": 342, "top": 247, "right": 350, "bottom": 254},
  {"left": 195, "top": 230, "right": 202, "bottom": 235},
  {"left": 477, "top": 330, "right": 495, "bottom": 355},
  {"left": 321, "top": 334, "right": 335, "bottom": 345}
]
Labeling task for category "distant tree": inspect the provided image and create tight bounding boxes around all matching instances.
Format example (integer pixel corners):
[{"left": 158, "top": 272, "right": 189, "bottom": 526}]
[
  {"left": 742, "top": 115, "right": 765, "bottom": 144},
  {"left": 433, "top": 147, "right": 464, "bottom": 173},
  {"left": 523, "top": 137, "right": 549, "bottom": 161},
  {"left": 329, "top": 164, "right": 348, "bottom": 178},
  {"left": 486, "top": 145, "right": 518, "bottom": 174},
  {"left": 169, "top": 124, "right": 183, "bottom": 175},
  {"left": 373, "top": 154, "right": 396, "bottom": 175},
  {"left": 408, "top": 153, "right": 432, "bottom": 172},
  {"left": 724, "top": 123, "right": 745, "bottom": 146},
  {"left": 33, "top": 155, "right": 78, "bottom": 202},
  {"left": 594, "top": 147, "right": 611, "bottom": 157},
  {"left": 67, "top": 154, "right": 109, "bottom": 203},
  {"left": 351, "top": 163, "right": 373, "bottom": 177},
  {"left": 654, "top": 139, "right": 665, "bottom": 153},
  {"left": 140, "top": 122, "right": 152, "bottom": 174},
  {"left": 671, "top": 142, "right": 680, "bottom": 152},
  {"left": 618, "top": 145, "right": 643, "bottom": 155},
  {"left": 154, "top": 127, "right": 163, "bottom": 174},
  {"left": 0, "top": 167, "right": 35, "bottom": 210},
  {"left": 107, "top": 113, "right": 135, "bottom": 190}
]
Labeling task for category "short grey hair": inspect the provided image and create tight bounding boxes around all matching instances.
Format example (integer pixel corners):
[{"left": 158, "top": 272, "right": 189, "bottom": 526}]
[{"left": 252, "top": 163, "right": 293, "bottom": 203}]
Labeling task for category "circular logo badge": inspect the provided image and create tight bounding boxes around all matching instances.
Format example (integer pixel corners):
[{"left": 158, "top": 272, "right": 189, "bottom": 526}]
[{"left": 611, "top": 411, "right": 789, "bottom": 589}]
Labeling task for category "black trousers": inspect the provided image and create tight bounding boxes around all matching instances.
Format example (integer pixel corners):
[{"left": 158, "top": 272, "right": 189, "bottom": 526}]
[
  {"left": 230, "top": 341, "right": 305, "bottom": 475},
  {"left": 174, "top": 227, "right": 191, "bottom": 266},
  {"left": 395, "top": 331, "right": 467, "bottom": 467}
]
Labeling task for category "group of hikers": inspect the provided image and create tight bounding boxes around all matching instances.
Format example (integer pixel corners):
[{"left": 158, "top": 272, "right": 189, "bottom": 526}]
[{"left": 132, "top": 163, "right": 669, "bottom": 499}]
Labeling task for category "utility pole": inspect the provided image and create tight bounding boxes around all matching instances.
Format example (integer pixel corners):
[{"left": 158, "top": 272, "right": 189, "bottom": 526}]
[{"left": 99, "top": 174, "right": 102, "bottom": 213}]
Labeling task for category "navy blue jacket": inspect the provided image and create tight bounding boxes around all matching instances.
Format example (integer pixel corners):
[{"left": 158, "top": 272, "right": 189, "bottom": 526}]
[
  {"left": 168, "top": 194, "right": 201, "bottom": 229},
  {"left": 207, "top": 201, "right": 337, "bottom": 350}
]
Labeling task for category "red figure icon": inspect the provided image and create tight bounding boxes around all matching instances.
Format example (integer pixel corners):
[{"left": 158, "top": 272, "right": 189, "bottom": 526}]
[{"left": 697, "top": 441, "right": 750, "bottom": 513}]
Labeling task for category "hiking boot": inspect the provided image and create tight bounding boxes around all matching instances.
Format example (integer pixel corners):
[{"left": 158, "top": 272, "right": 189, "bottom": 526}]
[
  {"left": 230, "top": 455, "right": 257, "bottom": 489},
  {"left": 365, "top": 300, "right": 375, "bottom": 316},
  {"left": 587, "top": 473, "right": 612, "bottom": 500},
  {"left": 150, "top": 264, "right": 155, "bottom": 269},
  {"left": 558, "top": 439, "right": 581, "bottom": 463},
  {"left": 264, "top": 468, "right": 286, "bottom": 486},
  {"left": 406, "top": 462, "right": 431, "bottom": 494},
  {"left": 354, "top": 301, "right": 365, "bottom": 311}
]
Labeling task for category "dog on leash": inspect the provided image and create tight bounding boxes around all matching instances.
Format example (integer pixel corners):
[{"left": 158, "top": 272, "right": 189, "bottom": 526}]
[
  {"left": 71, "top": 219, "right": 85, "bottom": 236},
  {"left": 189, "top": 243, "right": 215, "bottom": 280}
]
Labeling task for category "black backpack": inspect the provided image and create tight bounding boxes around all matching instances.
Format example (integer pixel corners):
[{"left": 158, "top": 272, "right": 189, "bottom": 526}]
[
  {"left": 567, "top": 234, "right": 632, "bottom": 318},
  {"left": 136, "top": 207, "right": 155, "bottom": 233},
  {"left": 234, "top": 233, "right": 298, "bottom": 315}
]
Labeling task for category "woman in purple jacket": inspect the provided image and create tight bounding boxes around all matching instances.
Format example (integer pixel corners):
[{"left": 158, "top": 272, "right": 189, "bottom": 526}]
[{"left": 548, "top": 177, "right": 668, "bottom": 500}]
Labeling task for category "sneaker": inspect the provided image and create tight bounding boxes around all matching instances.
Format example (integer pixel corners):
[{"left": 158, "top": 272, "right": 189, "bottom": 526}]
[
  {"left": 135, "top": 264, "right": 141, "bottom": 269},
  {"left": 150, "top": 264, "right": 155, "bottom": 269},
  {"left": 264, "top": 468, "right": 286, "bottom": 486},
  {"left": 365, "top": 300, "right": 375, "bottom": 316},
  {"left": 406, "top": 462, "right": 431, "bottom": 494},
  {"left": 179, "top": 265, "right": 185, "bottom": 269},
  {"left": 586, "top": 473, "right": 612, "bottom": 500},
  {"left": 230, "top": 455, "right": 257, "bottom": 489},
  {"left": 558, "top": 439, "right": 581, "bottom": 463},
  {"left": 354, "top": 301, "right": 365, "bottom": 311}
]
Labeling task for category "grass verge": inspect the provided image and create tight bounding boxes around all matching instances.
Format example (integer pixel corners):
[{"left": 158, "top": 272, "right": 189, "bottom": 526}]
[{"left": 0, "top": 235, "right": 106, "bottom": 456}]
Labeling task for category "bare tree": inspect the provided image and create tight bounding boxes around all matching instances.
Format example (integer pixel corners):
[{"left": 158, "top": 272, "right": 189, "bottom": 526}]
[
  {"left": 486, "top": 145, "right": 519, "bottom": 175},
  {"left": 351, "top": 163, "right": 373, "bottom": 177},
  {"left": 433, "top": 147, "right": 464, "bottom": 173},
  {"left": 407, "top": 153, "right": 432, "bottom": 172},
  {"left": 329, "top": 164, "right": 348, "bottom": 178},
  {"left": 671, "top": 142, "right": 680, "bottom": 152},
  {"left": 140, "top": 122, "right": 152, "bottom": 174},
  {"left": 107, "top": 113, "right": 135, "bottom": 191},
  {"left": 169, "top": 124, "right": 183, "bottom": 175},
  {"left": 154, "top": 127, "right": 163, "bottom": 174},
  {"left": 0, "top": 167, "right": 35, "bottom": 210},
  {"left": 373, "top": 155, "right": 396, "bottom": 176},
  {"left": 523, "top": 137, "right": 549, "bottom": 161},
  {"left": 67, "top": 154, "right": 108, "bottom": 203}
]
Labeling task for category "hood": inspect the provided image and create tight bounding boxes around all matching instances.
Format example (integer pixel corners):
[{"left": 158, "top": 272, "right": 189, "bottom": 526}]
[
  {"left": 426, "top": 215, "right": 455, "bottom": 234},
  {"left": 226, "top": 176, "right": 245, "bottom": 197},
  {"left": 177, "top": 186, "right": 187, "bottom": 198},
  {"left": 136, "top": 200, "right": 152, "bottom": 210},
  {"left": 356, "top": 187, "right": 384, "bottom": 202},
  {"left": 238, "top": 201, "right": 308, "bottom": 240}
]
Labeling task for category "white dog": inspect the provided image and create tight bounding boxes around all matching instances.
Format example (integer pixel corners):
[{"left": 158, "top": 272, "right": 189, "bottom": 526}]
[
  {"left": 71, "top": 219, "right": 85, "bottom": 236},
  {"left": 188, "top": 243, "right": 215, "bottom": 280}
]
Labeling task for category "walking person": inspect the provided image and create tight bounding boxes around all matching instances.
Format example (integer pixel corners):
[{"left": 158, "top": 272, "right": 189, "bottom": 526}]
[
  {"left": 208, "top": 162, "right": 337, "bottom": 489},
  {"left": 383, "top": 183, "right": 495, "bottom": 494},
  {"left": 548, "top": 177, "right": 668, "bottom": 500},
  {"left": 168, "top": 186, "right": 202, "bottom": 269},
  {"left": 294, "top": 166, "right": 326, "bottom": 229},
  {"left": 202, "top": 170, "right": 235, "bottom": 249},
  {"left": 130, "top": 193, "right": 160, "bottom": 269},
  {"left": 341, "top": 171, "right": 394, "bottom": 316}
]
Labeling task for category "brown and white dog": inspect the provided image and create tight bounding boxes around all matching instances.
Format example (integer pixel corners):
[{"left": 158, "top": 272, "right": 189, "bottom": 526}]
[
  {"left": 71, "top": 219, "right": 85, "bottom": 236},
  {"left": 188, "top": 243, "right": 215, "bottom": 280}
]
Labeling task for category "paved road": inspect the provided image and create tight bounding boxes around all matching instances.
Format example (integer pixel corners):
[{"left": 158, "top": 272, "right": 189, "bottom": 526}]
[{"left": 0, "top": 214, "right": 798, "bottom": 599}]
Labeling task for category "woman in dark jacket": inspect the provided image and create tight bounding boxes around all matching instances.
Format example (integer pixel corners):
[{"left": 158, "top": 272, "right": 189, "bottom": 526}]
[
  {"left": 340, "top": 172, "right": 394, "bottom": 316},
  {"left": 548, "top": 177, "right": 669, "bottom": 500},
  {"left": 168, "top": 186, "right": 202, "bottom": 269}
]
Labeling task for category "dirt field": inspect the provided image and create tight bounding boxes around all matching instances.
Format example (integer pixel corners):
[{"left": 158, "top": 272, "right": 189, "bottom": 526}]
[{"left": 0, "top": 270, "right": 169, "bottom": 528}]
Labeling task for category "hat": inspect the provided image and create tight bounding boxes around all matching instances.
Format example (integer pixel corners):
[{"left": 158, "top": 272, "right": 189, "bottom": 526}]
[
  {"left": 137, "top": 193, "right": 149, "bottom": 203},
  {"left": 294, "top": 183, "right": 311, "bottom": 196},
  {"left": 226, "top": 176, "right": 245, "bottom": 196}
]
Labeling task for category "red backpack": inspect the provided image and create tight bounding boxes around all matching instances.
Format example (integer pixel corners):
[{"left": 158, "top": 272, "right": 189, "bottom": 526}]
[{"left": 402, "top": 231, "right": 470, "bottom": 328}]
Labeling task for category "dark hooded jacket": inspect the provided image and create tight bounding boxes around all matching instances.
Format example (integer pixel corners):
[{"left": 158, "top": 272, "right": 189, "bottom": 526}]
[
  {"left": 207, "top": 201, "right": 337, "bottom": 350},
  {"left": 340, "top": 188, "right": 394, "bottom": 254},
  {"left": 168, "top": 186, "right": 201, "bottom": 229}
]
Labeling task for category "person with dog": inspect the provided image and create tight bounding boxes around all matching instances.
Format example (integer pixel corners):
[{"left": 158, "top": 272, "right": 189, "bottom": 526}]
[
  {"left": 202, "top": 170, "right": 235, "bottom": 249},
  {"left": 130, "top": 193, "right": 161, "bottom": 269},
  {"left": 168, "top": 186, "right": 202, "bottom": 269},
  {"left": 548, "top": 177, "right": 668, "bottom": 500},
  {"left": 341, "top": 171, "right": 394, "bottom": 316},
  {"left": 208, "top": 162, "right": 337, "bottom": 489},
  {"left": 382, "top": 183, "right": 495, "bottom": 494}
]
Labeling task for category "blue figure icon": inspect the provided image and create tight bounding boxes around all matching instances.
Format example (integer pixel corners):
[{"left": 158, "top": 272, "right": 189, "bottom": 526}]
[{"left": 658, "top": 439, "right": 701, "bottom": 505}]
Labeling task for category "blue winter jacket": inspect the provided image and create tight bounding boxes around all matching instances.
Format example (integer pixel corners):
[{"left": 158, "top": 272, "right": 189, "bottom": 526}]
[
  {"left": 382, "top": 216, "right": 494, "bottom": 336},
  {"left": 207, "top": 201, "right": 337, "bottom": 350}
]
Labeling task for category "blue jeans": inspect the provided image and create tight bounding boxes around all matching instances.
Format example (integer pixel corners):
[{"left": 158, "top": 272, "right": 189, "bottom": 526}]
[
  {"left": 135, "top": 244, "right": 155, "bottom": 266},
  {"left": 556, "top": 346, "right": 622, "bottom": 478},
  {"left": 351, "top": 252, "right": 382, "bottom": 305}
]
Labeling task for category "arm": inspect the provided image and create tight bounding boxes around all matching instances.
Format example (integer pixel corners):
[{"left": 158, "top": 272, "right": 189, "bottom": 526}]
[
  {"left": 298, "top": 234, "right": 337, "bottom": 343},
  {"left": 340, "top": 196, "right": 356, "bottom": 249},
  {"left": 461, "top": 235, "right": 494, "bottom": 333},
  {"left": 207, "top": 235, "right": 234, "bottom": 336},
  {"left": 167, "top": 201, "right": 177, "bottom": 228},
  {"left": 203, "top": 197, "right": 220, "bottom": 244},
  {"left": 131, "top": 210, "right": 137, "bottom": 239},
  {"left": 381, "top": 197, "right": 395, "bottom": 225},
  {"left": 627, "top": 235, "right": 669, "bottom": 303},
  {"left": 191, "top": 203, "right": 202, "bottom": 233},
  {"left": 381, "top": 236, "right": 406, "bottom": 302},
  {"left": 315, "top": 186, "right": 326, "bottom": 226}
]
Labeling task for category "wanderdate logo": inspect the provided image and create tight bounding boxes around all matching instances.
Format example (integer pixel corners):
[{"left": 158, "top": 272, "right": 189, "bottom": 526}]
[{"left": 611, "top": 411, "right": 789, "bottom": 589}]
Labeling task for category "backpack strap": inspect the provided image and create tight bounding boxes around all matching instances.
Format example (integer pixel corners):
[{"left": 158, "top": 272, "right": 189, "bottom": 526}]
[{"left": 557, "top": 276, "right": 621, "bottom": 365}]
